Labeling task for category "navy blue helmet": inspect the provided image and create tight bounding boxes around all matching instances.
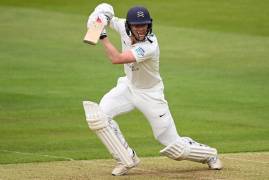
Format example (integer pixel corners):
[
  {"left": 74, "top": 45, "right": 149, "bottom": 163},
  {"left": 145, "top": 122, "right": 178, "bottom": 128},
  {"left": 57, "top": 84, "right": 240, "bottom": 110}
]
[{"left": 125, "top": 6, "right": 153, "bottom": 37}]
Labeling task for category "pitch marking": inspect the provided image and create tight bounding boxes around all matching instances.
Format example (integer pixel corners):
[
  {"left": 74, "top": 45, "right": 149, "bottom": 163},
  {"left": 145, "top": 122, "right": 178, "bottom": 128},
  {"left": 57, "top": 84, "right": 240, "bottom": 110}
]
[{"left": 0, "top": 150, "right": 74, "bottom": 161}]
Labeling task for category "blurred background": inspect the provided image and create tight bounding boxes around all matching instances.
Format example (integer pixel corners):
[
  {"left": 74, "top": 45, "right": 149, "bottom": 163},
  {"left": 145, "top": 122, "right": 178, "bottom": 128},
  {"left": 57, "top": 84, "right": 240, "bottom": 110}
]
[{"left": 0, "top": 0, "right": 268, "bottom": 164}]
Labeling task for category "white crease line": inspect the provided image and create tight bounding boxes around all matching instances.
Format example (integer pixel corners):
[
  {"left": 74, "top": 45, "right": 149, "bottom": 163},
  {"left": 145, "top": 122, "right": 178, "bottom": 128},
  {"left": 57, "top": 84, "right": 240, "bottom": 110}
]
[
  {"left": 0, "top": 150, "right": 74, "bottom": 161},
  {"left": 224, "top": 157, "right": 269, "bottom": 165}
]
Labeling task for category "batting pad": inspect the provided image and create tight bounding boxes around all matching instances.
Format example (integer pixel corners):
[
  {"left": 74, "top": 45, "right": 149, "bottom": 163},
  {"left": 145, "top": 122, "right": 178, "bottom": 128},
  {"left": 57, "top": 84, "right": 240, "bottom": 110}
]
[
  {"left": 160, "top": 137, "right": 217, "bottom": 163},
  {"left": 82, "top": 101, "right": 134, "bottom": 167}
]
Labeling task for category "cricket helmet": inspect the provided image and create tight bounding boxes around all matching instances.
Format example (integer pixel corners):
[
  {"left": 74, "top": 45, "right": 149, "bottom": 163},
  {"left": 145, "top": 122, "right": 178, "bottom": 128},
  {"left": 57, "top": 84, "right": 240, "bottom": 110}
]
[{"left": 125, "top": 6, "right": 153, "bottom": 37}]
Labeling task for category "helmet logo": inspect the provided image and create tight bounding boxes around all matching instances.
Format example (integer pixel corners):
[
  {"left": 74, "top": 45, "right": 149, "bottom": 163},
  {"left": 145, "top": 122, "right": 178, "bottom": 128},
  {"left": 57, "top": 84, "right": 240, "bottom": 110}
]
[{"left": 137, "top": 11, "right": 144, "bottom": 17}]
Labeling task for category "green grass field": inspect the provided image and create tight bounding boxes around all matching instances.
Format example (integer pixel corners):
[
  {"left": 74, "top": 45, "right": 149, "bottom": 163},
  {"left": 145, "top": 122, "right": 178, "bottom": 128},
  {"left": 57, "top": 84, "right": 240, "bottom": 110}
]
[{"left": 0, "top": 0, "right": 269, "bottom": 166}]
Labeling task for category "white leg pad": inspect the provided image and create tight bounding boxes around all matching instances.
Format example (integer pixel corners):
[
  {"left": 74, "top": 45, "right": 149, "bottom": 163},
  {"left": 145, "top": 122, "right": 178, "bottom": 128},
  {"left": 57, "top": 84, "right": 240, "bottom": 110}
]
[
  {"left": 160, "top": 137, "right": 217, "bottom": 163},
  {"left": 82, "top": 101, "right": 134, "bottom": 167}
]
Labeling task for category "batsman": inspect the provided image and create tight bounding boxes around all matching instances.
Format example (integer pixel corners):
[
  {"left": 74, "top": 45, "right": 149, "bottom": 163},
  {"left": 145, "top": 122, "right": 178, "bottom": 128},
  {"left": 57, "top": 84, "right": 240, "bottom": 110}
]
[{"left": 83, "top": 3, "right": 223, "bottom": 176}]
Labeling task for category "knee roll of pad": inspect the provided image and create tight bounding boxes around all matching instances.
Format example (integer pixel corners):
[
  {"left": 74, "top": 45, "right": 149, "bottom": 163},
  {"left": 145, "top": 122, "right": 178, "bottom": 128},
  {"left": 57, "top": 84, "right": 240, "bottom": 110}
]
[{"left": 83, "top": 101, "right": 108, "bottom": 130}]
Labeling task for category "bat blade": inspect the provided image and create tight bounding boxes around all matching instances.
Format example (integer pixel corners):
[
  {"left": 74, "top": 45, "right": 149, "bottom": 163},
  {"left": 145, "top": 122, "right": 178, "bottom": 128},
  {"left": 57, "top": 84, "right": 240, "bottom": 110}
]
[{"left": 83, "top": 17, "right": 105, "bottom": 45}]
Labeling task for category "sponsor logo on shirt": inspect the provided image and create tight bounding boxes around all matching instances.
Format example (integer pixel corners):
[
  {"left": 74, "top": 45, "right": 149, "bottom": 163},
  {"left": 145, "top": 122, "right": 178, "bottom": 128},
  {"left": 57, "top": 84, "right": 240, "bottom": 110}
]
[
  {"left": 135, "top": 47, "right": 145, "bottom": 58},
  {"left": 127, "top": 63, "right": 139, "bottom": 71}
]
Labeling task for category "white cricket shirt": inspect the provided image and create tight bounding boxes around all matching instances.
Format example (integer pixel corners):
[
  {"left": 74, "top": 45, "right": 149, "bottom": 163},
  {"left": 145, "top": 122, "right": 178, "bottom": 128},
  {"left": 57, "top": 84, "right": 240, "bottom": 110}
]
[{"left": 110, "top": 17, "right": 162, "bottom": 89}]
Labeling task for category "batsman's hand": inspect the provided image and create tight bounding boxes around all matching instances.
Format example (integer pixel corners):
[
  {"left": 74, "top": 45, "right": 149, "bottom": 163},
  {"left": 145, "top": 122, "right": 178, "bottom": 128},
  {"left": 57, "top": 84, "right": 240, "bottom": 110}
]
[
  {"left": 94, "top": 3, "right": 114, "bottom": 21},
  {"left": 87, "top": 13, "right": 110, "bottom": 29},
  {"left": 86, "top": 3, "right": 114, "bottom": 28}
]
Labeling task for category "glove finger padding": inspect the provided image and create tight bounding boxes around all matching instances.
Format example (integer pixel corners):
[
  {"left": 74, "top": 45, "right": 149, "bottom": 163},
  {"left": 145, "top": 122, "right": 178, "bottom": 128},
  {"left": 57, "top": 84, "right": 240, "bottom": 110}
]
[
  {"left": 87, "top": 3, "right": 114, "bottom": 29},
  {"left": 94, "top": 3, "right": 114, "bottom": 20},
  {"left": 87, "top": 13, "right": 109, "bottom": 29}
]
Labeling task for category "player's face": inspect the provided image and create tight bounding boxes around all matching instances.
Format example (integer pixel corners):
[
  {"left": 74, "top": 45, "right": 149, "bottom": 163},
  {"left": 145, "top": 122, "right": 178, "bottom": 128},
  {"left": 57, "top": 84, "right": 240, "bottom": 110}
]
[{"left": 130, "top": 24, "right": 148, "bottom": 41}]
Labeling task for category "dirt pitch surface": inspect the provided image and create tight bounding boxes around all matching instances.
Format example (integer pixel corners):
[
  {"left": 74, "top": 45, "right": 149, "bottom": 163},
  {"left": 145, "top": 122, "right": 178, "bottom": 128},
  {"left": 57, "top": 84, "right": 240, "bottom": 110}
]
[{"left": 0, "top": 152, "right": 268, "bottom": 180}]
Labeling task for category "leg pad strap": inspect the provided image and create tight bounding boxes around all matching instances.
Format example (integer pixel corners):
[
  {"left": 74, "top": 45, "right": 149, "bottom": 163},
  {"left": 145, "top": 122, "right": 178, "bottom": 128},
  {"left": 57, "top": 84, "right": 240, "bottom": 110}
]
[{"left": 160, "top": 137, "right": 217, "bottom": 163}]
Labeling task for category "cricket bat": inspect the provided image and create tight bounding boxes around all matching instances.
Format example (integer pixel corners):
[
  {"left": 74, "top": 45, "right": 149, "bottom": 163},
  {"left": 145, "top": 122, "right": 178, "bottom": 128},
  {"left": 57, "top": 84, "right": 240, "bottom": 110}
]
[{"left": 83, "top": 16, "right": 105, "bottom": 45}]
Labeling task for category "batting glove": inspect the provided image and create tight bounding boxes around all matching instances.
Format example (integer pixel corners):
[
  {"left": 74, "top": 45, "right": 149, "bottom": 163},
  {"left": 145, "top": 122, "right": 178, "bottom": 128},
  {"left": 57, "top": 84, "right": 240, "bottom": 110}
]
[
  {"left": 100, "top": 28, "right": 107, "bottom": 40},
  {"left": 94, "top": 3, "right": 114, "bottom": 21},
  {"left": 87, "top": 13, "right": 110, "bottom": 29}
]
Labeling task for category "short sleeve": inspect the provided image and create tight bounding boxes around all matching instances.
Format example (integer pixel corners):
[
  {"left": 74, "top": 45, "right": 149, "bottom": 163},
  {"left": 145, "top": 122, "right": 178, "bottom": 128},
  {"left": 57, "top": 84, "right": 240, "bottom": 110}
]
[{"left": 131, "top": 42, "right": 157, "bottom": 63}]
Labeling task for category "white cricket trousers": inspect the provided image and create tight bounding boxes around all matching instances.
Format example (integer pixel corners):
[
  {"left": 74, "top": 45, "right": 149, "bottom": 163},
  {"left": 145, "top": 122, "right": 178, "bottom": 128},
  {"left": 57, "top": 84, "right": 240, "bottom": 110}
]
[{"left": 99, "top": 77, "right": 180, "bottom": 147}]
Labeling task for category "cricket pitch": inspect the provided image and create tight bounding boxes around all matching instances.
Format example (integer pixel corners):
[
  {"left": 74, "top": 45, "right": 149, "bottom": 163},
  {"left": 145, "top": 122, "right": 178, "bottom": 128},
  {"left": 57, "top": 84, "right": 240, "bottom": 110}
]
[{"left": 0, "top": 152, "right": 268, "bottom": 180}]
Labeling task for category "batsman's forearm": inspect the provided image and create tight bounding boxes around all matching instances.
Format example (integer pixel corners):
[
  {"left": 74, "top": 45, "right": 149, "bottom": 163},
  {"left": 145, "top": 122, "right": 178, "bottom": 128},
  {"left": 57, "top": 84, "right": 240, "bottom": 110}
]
[{"left": 100, "top": 38, "right": 121, "bottom": 64}]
